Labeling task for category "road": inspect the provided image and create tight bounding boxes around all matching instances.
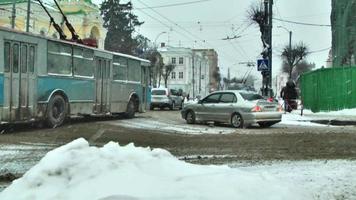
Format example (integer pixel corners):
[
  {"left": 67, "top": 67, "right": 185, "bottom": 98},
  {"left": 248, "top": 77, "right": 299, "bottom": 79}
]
[{"left": 1, "top": 110, "right": 356, "bottom": 191}]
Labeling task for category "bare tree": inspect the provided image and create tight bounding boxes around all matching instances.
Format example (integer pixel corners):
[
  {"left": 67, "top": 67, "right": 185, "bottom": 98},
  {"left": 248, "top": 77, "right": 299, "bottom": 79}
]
[
  {"left": 281, "top": 42, "right": 309, "bottom": 79},
  {"left": 145, "top": 50, "right": 164, "bottom": 87},
  {"left": 282, "top": 60, "right": 315, "bottom": 84},
  {"left": 162, "top": 64, "right": 175, "bottom": 88},
  {"left": 247, "top": 3, "right": 268, "bottom": 51},
  {"left": 212, "top": 68, "right": 222, "bottom": 89}
]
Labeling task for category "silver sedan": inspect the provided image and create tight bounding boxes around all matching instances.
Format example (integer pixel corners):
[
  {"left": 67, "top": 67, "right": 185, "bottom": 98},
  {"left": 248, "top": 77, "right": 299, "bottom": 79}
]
[{"left": 181, "top": 90, "right": 282, "bottom": 128}]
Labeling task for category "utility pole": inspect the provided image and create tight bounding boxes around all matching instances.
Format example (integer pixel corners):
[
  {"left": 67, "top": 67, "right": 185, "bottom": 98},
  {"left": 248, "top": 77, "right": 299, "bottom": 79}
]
[
  {"left": 267, "top": 0, "right": 273, "bottom": 97},
  {"left": 261, "top": 0, "right": 273, "bottom": 97},
  {"left": 192, "top": 52, "right": 195, "bottom": 98},
  {"left": 26, "top": 0, "right": 31, "bottom": 32},
  {"left": 11, "top": 0, "right": 16, "bottom": 29}
]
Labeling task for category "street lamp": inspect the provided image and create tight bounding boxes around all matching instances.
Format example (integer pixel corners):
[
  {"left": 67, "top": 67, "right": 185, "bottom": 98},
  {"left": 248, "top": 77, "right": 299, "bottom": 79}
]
[
  {"left": 154, "top": 31, "right": 167, "bottom": 48},
  {"left": 277, "top": 26, "right": 292, "bottom": 54}
]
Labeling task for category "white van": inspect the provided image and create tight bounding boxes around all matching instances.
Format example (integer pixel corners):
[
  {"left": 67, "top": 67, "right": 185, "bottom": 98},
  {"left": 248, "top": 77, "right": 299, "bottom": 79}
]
[{"left": 150, "top": 88, "right": 183, "bottom": 110}]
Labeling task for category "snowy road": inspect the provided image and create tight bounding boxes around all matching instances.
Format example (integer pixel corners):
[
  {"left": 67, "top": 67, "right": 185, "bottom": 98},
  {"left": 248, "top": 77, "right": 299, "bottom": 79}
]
[{"left": 1, "top": 110, "right": 356, "bottom": 198}]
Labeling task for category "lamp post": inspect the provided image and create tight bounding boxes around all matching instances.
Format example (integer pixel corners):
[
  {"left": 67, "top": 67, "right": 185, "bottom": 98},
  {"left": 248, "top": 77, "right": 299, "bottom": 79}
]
[
  {"left": 278, "top": 26, "right": 293, "bottom": 79},
  {"left": 277, "top": 26, "right": 292, "bottom": 57},
  {"left": 154, "top": 31, "right": 167, "bottom": 48}
]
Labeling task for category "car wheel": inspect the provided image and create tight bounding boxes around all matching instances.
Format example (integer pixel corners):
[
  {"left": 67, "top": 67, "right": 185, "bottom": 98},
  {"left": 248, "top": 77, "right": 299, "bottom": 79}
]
[
  {"left": 46, "top": 95, "right": 67, "bottom": 128},
  {"left": 179, "top": 103, "right": 183, "bottom": 110},
  {"left": 186, "top": 110, "right": 196, "bottom": 124},
  {"left": 231, "top": 113, "right": 243, "bottom": 128},
  {"left": 170, "top": 102, "right": 175, "bottom": 110},
  {"left": 258, "top": 122, "right": 276, "bottom": 128}
]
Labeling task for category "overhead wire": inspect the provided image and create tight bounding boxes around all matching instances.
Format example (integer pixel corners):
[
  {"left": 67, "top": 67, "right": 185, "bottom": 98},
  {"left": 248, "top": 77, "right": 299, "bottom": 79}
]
[
  {"left": 134, "top": 0, "right": 212, "bottom": 10},
  {"left": 135, "top": 0, "right": 240, "bottom": 62},
  {"left": 273, "top": 18, "right": 331, "bottom": 27}
]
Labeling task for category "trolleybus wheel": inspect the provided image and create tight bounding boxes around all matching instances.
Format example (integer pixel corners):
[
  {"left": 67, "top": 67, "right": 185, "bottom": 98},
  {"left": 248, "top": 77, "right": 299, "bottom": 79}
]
[
  {"left": 46, "top": 95, "right": 67, "bottom": 128},
  {"left": 125, "top": 99, "right": 135, "bottom": 118}
]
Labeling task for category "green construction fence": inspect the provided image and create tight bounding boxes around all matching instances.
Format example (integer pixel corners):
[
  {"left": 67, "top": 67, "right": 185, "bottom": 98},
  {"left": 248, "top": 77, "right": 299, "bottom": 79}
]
[{"left": 300, "top": 66, "right": 356, "bottom": 112}]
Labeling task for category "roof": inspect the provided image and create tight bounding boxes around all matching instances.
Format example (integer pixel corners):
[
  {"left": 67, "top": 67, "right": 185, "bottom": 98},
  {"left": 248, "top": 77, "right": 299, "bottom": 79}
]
[{"left": 0, "top": 26, "right": 150, "bottom": 64}]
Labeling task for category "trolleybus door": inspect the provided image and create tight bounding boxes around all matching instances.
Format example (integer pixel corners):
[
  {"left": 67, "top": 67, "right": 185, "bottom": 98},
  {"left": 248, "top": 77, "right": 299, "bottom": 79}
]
[
  {"left": 3, "top": 42, "right": 34, "bottom": 121},
  {"left": 94, "top": 58, "right": 110, "bottom": 114}
]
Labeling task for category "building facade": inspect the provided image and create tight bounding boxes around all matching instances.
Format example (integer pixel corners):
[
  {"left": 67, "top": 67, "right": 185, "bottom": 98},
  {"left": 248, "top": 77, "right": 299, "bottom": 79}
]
[
  {"left": 0, "top": 0, "right": 106, "bottom": 48},
  {"left": 193, "top": 49, "right": 219, "bottom": 92},
  {"left": 158, "top": 45, "right": 216, "bottom": 98}
]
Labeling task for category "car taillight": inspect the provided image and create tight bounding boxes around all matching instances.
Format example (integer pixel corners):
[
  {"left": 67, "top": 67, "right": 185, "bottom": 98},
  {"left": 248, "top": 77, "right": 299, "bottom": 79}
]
[
  {"left": 251, "top": 106, "right": 262, "bottom": 112},
  {"left": 277, "top": 105, "right": 283, "bottom": 112}
]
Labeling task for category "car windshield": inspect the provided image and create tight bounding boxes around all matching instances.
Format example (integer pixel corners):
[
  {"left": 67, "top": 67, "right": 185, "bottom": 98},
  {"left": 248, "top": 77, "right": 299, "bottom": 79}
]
[
  {"left": 152, "top": 90, "right": 166, "bottom": 95},
  {"left": 239, "top": 92, "right": 264, "bottom": 101}
]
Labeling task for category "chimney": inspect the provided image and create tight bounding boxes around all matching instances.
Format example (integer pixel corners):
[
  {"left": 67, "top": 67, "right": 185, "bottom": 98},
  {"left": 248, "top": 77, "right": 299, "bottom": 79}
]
[{"left": 160, "top": 42, "right": 165, "bottom": 47}]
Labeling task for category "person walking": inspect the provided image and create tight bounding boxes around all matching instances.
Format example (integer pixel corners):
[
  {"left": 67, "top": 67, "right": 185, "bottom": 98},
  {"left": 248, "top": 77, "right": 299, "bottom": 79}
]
[{"left": 280, "top": 80, "right": 298, "bottom": 112}]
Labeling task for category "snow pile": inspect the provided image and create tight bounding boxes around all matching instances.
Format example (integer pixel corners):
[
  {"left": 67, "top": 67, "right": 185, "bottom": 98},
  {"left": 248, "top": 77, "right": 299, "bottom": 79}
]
[{"left": 0, "top": 138, "right": 311, "bottom": 200}]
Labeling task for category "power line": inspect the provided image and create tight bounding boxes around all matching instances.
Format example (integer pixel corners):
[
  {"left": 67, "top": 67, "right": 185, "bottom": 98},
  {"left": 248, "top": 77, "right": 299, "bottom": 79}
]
[
  {"left": 309, "top": 47, "right": 331, "bottom": 54},
  {"left": 134, "top": 0, "right": 212, "bottom": 10},
  {"left": 135, "top": 0, "right": 240, "bottom": 62},
  {"left": 273, "top": 18, "right": 331, "bottom": 27},
  {"left": 134, "top": 6, "right": 199, "bottom": 46}
]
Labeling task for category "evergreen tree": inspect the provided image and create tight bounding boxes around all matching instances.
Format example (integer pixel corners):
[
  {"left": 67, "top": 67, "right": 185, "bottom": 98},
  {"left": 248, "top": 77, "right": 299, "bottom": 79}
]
[{"left": 100, "top": 0, "right": 143, "bottom": 54}]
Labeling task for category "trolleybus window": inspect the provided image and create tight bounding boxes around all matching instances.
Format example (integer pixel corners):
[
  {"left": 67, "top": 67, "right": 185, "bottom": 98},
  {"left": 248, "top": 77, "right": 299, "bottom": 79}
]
[
  {"left": 21, "top": 44, "right": 27, "bottom": 73},
  {"left": 47, "top": 41, "right": 72, "bottom": 75},
  {"left": 128, "top": 59, "right": 141, "bottom": 82},
  {"left": 29, "top": 46, "right": 35, "bottom": 73},
  {"left": 4, "top": 42, "right": 10, "bottom": 72},
  {"left": 13, "top": 43, "right": 19, "bottom": 73},
  {"left": 113, "top": 56, "right": 127, "bottom": 81},
  {"left": 73, "top": 47, "right": 94, "bottom": 77}
]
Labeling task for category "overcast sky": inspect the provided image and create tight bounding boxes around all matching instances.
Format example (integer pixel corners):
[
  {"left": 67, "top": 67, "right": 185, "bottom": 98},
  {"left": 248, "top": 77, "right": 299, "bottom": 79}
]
[{"left": 93, "top": 0, "right": 332, "bottom": 83}]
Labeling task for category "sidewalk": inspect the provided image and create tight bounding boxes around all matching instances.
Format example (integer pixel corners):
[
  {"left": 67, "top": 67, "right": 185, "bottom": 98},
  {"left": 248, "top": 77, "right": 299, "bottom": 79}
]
[{"left": 281, "top": 108, "right": 356, "bottom": 126}]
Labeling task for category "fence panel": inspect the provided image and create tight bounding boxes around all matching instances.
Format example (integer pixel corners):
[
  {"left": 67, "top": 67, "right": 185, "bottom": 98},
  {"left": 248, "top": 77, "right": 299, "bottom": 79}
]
[{"left": 301, "top": 66, "right": 356, "bottom": 112}]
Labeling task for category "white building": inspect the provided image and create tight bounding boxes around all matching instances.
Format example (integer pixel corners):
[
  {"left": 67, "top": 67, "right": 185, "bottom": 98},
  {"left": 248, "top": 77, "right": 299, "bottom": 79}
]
[{"left": 158, "top": 44, "right": 212, "bottom": 98}]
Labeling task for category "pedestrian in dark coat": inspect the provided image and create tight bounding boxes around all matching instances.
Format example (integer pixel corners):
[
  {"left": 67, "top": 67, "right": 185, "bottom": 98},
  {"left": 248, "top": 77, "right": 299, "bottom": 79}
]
[{"left": 280, "top": 80, "right": 298, "bottom": 112}]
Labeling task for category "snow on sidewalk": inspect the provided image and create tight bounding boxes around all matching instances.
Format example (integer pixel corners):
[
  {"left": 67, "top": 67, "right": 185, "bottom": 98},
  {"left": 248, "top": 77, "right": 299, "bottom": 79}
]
[
  {"left": 280, "top": 108, "right": 356, "bottom": 127},
  {"left": 0, "top": 138, "right": 311, "bottom": 200}
]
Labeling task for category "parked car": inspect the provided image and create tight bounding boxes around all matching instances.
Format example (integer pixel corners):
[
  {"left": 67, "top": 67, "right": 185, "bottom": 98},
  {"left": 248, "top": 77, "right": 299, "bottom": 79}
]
[
  {"left": 150, "top": 88, "right": 183, "bottom": 110},
  {"left": 181, "top": 90, "right": 282, "bottom": 128}
]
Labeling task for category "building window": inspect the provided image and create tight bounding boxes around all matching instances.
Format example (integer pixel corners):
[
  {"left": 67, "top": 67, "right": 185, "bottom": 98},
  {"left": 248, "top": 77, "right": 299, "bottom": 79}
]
[
  {"left": 201, "top": 75, "right": 205, "bottom": 79},
  {"left": 171, "top": 72, "right": 176, "bottom": 79},
  {"left": 171, "top": 57, "right": 176, "bottom": 64},
  {"left": 179, "top": 57, "right": 184, "bottom": 64},
  {"left": 179, "top": 72, "right": 183, "bottom": 79}
]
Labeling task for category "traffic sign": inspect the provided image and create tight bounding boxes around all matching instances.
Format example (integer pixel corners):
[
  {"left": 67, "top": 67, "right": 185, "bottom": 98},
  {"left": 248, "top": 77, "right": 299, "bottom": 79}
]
[{"left": 257, "top": 59, "right": 269, "bottom": 71}]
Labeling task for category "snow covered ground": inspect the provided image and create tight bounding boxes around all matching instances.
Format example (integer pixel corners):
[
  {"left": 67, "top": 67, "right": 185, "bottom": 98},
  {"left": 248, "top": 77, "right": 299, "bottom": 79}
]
[
  {"left": 1, "top": 139, "right": 355, "bottom": 200},
  {"left": 0, "top": 143, "right": 57, "bottom": 175},
  {"left": 108, "top": 110, "right": 340, "bottom": 135}
]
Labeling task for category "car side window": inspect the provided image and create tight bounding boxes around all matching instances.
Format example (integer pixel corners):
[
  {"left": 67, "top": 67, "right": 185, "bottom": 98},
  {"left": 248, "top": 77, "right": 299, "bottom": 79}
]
[
  {"left": 202, "top": 93, "right": 220, "bottom": 104},
  {"left": 219, "top": 93, "right": 237, "bottom": 103}
]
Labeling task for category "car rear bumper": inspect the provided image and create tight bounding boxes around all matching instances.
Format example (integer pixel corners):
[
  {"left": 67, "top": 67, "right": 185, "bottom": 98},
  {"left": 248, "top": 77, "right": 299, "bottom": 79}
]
[
  {"left": 243, "top": 112, "right": 282, "bottom": 124},
  {"left": 150, "top": 102, "right": 171, "bottom": 107}
]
